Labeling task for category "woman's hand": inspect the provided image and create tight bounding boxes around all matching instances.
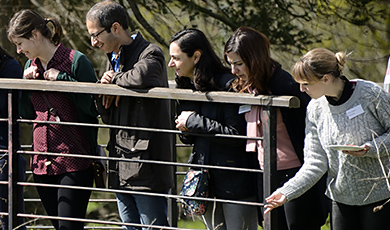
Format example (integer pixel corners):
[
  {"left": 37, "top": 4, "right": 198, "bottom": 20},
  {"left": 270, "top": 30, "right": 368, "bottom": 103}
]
[
  {"left": 342, "top": 144, "right": 370, "bottom": 157},
  {"left": 24, "top": 66, "right": 39, "bottom": 79},
  {"left": 175, "top": 111, "right": 194, "bottom": 131},
  {"left": 43, "top": 68, "right": 60, "bottom": 81},
  {"left": 264, "top": 191, "right": 287, "bottom": 214}
]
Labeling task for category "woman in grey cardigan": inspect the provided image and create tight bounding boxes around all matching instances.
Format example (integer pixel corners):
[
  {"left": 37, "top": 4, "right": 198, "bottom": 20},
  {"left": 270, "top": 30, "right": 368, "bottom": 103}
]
[{"left": 265, "top": 48, "right": 390, "bottom": 230}]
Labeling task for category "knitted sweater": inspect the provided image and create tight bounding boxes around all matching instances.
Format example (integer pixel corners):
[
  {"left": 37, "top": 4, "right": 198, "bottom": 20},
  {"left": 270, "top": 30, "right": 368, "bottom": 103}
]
[{"left": 278, "top": 80, "right": 390, "bottom": 205}]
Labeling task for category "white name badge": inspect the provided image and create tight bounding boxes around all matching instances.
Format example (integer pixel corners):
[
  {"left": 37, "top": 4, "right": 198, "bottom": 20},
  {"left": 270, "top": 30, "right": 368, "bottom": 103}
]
[
  {"left": 346, "top": 104, "right": 364, "bottom": 119},
  {"left": 239, "top": 105, "right": 252, "bottom": 114}
]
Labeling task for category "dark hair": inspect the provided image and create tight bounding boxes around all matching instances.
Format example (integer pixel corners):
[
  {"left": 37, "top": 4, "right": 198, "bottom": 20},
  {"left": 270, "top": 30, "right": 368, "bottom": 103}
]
[
  {"left": 170, "top": 28, "right": 229, "bottom": 91},
  {"left": 7, "top": 9, "right": 62, "bottom": 46},
  {"left": 224, "top": 26, "right": 278, "bottom": 94},
  {"left": 86, "top": 0, "right": 129, "bottom": 31}
]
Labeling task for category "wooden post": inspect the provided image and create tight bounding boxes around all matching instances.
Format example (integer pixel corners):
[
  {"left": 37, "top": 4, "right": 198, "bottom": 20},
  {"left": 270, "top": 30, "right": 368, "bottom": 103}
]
[{"left": 262, "top": 106, "right": 278, "bottom": 230}]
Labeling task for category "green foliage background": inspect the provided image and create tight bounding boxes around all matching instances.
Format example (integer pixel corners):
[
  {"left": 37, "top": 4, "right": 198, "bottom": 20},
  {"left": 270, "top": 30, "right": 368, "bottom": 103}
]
[
  {"left": 1, "top": 0, "right": 390, "bottom": 228},
  {"left": 1, "top": 0, "right": 390, "bottom": 82}
]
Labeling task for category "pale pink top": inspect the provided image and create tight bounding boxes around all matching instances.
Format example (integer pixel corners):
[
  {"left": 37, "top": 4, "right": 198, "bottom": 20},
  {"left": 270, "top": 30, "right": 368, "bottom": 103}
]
[{"left": 246, "top": 105, "right": 301, "bottom": 170}]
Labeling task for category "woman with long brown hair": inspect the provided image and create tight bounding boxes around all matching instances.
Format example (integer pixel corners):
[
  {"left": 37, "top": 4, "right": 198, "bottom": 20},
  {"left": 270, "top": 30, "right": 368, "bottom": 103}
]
[
  {"left": 8, "top": 9, "right": 98, "bottom": 230},
  {"left": 224, "top": 27, "right": 329, "bottom": 229}
]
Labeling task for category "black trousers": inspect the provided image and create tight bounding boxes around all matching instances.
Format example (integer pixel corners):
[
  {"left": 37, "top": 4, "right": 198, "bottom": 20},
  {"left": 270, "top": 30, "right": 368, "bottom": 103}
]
[
  {"left": 33, "top": 167, "right": 93, "bottom": 230},
  {"left": 332, "top": 199, "right": 390, "bottom": 230},
  {"left": 0, "top": 155, "right": 26, "bottom": 230}
]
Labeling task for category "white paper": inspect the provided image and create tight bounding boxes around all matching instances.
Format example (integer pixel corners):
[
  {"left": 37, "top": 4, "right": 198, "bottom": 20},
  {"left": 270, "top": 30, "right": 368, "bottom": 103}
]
[{"left": 383, "top": 57, "right": 390, "bottom": 93}]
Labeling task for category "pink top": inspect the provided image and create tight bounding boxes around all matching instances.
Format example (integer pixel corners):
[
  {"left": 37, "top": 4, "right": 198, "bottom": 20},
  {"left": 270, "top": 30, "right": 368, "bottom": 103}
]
[{"left": 246, "top": 105, "right": 301, "bottom": 170}]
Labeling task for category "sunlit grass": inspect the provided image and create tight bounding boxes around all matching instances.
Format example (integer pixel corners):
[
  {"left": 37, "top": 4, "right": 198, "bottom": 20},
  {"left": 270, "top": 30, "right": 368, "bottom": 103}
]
[{"left": 178, "top": 214, "right": 331, "bottom": 230}]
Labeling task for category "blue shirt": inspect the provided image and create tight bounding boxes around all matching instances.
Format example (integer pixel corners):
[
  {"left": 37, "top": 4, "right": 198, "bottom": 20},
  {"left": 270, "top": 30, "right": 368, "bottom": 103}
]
[{"left": 110, "top": 34, "right": 138, "bottom": 73}]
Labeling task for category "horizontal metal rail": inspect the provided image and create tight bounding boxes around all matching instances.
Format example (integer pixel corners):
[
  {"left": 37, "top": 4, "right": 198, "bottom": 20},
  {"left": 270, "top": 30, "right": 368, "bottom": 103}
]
[
  {"left": 18, "top": 118, "right": 262, "bottom": 140},
  {"left": 17, "top": 213, "right": 184, "bottom": 230},
  {"left": 20, "top": 150, "right": 262, "bottom": 173},
  {"left": 18, "top": 182, "right": 263, "bottom": 207}
]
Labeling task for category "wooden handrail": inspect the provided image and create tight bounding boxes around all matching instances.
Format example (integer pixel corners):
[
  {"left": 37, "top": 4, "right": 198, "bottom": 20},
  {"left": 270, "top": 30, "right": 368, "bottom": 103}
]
[{"left": 0, "top": 78, "right": 300, "bottom": 108}]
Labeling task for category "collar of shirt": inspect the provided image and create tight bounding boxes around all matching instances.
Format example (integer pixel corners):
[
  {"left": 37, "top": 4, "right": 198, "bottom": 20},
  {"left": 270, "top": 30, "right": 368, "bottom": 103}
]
[
  {"left": 326, "top": 75, "right": 356, "bottom": 105},
  {"left": 110, "top": 33, "right": 138, "bottom": 73},
  {"left": 110, "top": 52, "right": 120, "bottom": 72},
  {"left": 32, "top": 43, "right": 72, "bottom": 78}
]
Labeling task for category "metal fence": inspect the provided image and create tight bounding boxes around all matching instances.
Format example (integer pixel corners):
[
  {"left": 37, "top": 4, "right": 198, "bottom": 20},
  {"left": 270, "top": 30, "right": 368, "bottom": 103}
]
[{"left": 0, "top": 78, "right": 300, "bottom": 230}]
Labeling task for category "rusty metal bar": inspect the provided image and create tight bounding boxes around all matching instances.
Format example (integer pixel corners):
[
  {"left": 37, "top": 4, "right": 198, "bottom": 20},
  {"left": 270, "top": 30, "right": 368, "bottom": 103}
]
[
  {"left": 7, "top": 89, "right": 19, "bottom": 230},
  {"left": 19, "top": 150, "right": 262, "bottom": 173},
  {"left": 18, "top": 118, "right": 261, "bottom": 140},
  {"left": 168, "top": 99, "right": 178, "bottom": 227},
  {"left": 18, "top": 182, "right": 263, "bottom": 208},
  {"left": 17, "top": 213, "right": 191, "bottom": 230}
]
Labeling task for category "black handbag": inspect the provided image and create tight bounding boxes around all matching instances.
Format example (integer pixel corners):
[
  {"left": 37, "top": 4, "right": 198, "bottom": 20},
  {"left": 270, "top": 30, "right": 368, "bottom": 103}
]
[{"left": 92, "top": 145, "right": 107, "bottom": 188}]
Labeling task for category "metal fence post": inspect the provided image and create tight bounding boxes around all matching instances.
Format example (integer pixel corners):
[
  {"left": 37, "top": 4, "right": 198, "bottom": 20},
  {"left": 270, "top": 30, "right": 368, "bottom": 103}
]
[
  {"left": 262, "top": 106, "right": 278, "bottom": 230},
  {"left": 8, "top": 89, "right": 19, "bottom": 229},
  {"left": 168, "top": 99, "right": 178, "bottom": 227}
]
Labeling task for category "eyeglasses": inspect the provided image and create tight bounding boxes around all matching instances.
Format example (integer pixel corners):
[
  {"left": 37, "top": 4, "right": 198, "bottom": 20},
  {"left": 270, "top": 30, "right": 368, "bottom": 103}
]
[{"left": 90, "top": 28, "right": 106, "bottom": 40}]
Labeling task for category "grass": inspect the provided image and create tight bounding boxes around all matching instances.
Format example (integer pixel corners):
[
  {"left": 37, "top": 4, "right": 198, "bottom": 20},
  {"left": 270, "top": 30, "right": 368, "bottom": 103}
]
[{"left": 178, "top": 214, "right": 331, "bottom": 230}]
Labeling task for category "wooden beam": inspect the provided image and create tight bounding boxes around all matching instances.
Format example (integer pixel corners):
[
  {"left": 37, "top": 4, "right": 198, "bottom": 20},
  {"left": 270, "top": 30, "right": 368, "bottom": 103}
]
[{"left": 0, "top": 79, "right": 300, "bottom": 108}]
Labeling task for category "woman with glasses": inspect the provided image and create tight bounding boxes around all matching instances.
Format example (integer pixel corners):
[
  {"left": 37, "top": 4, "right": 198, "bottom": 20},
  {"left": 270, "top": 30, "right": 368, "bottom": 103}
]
[{"left": 7, "top": 9, "right": 98, "bottom": 230}]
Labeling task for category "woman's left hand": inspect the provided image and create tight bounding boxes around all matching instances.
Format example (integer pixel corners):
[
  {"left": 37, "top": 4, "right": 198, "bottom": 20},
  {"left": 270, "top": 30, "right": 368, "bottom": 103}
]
[
  {"left": 175, "top": 111, "right": 194, "bottom": 132},
  {"left": 43, "top": 68, "right": 60, "bottom": 81},
  {"left": 342, "top": 145, "right": 370, "bottom": 157},
  {"left": 264, "top": 191, "right": 287, "bottom": 214}
]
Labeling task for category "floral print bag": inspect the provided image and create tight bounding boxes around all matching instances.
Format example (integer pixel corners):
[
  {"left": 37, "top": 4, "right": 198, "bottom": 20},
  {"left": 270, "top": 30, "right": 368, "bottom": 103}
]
[{"left": 179, "top": 168, "right": 209, "bottom": 216}]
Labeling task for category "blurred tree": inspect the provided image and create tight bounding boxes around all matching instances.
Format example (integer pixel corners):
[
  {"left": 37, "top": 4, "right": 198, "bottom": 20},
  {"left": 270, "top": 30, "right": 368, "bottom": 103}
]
[
  {"left": 1, "top": 0, "right": 388, "bottom": 81},
  {"left": 0, "top": 1, "right": 390, "bottom": 227},
  {"left": 0, "top": 0, "right": 33, "bottom": 68},
  {"left": 2, "top": 0, "right": 390, "bottom": 81},
  {"left": 302, "top": 0, "right": 390, "bottom": 81}
]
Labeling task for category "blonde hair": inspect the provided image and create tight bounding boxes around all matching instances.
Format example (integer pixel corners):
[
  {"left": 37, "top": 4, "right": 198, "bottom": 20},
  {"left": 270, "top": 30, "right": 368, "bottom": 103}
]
[{"left": 292, "top": 48, "right": 347, "bottom": 83}]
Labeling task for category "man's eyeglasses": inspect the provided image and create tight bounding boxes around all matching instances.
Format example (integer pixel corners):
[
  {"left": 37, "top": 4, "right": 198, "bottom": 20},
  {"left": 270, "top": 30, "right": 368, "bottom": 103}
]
[{"left": 90, "top": 28, "right": 106, "bottom": 40}]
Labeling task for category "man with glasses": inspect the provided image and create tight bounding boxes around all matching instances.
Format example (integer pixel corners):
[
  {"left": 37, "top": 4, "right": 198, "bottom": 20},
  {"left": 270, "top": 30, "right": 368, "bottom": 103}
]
[{"left": 86, "top": 1, "right": 174, "bottom": 229}]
